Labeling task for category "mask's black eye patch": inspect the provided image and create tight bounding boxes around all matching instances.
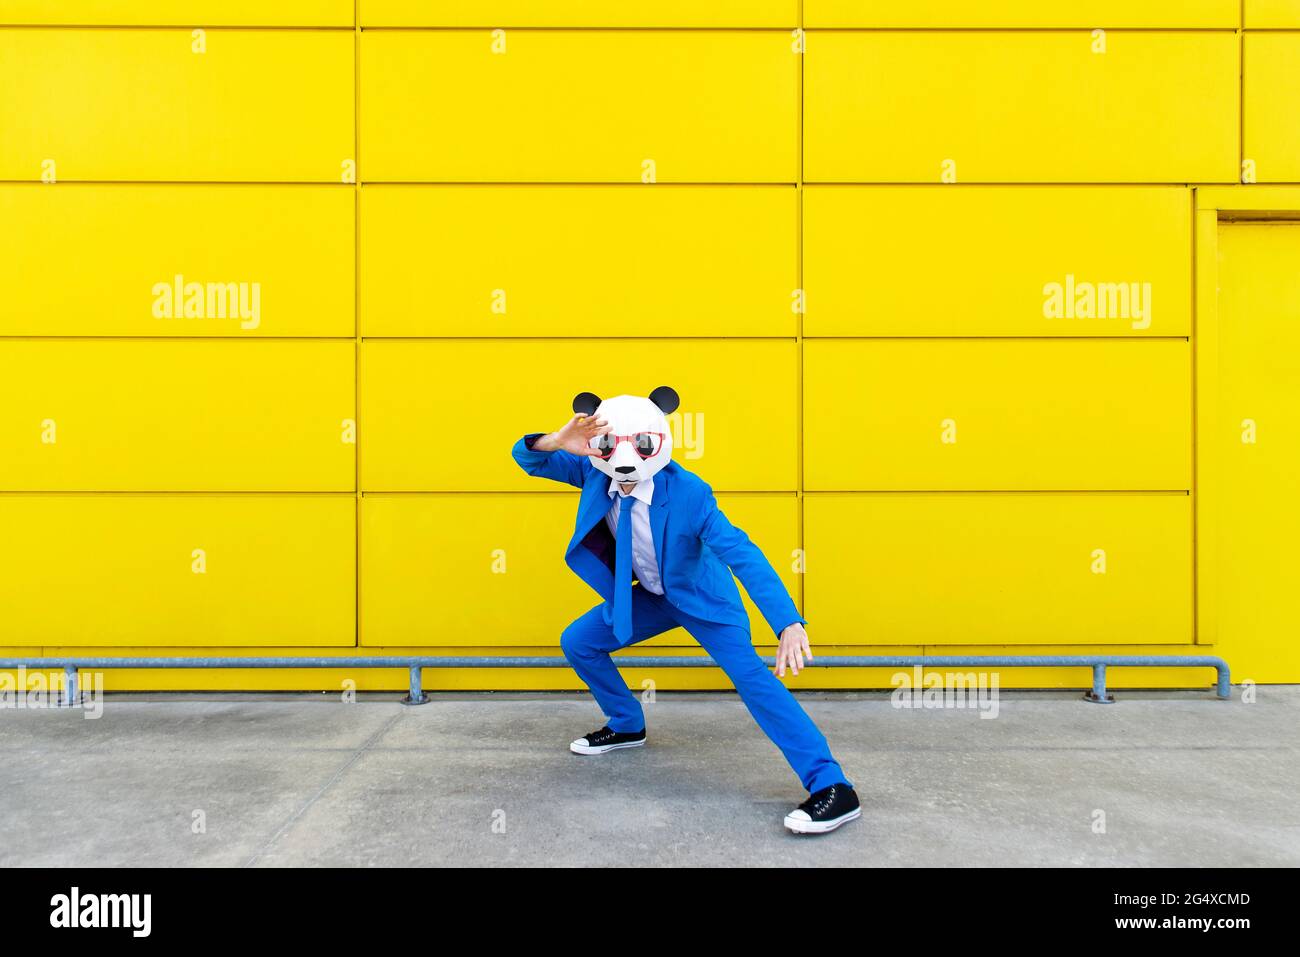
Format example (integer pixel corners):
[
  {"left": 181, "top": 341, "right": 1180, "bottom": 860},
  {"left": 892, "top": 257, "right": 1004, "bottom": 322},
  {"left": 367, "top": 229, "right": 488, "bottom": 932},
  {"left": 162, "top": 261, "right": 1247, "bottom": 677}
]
[{"left": 634, "top": 433, "right": 663, "bottom": 457}]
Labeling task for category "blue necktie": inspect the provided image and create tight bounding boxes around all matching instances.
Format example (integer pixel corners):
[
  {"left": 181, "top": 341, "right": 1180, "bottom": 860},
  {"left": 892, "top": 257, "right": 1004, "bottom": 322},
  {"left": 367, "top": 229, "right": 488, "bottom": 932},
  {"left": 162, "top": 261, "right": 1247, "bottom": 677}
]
[{"left": 613, "top": 495, "right": 634, "bottom": 642}]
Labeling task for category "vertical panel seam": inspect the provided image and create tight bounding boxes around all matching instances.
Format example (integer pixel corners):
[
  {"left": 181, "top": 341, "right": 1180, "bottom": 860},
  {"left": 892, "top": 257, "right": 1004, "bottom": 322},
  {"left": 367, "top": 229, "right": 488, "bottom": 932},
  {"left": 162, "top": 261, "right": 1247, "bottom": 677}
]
[
  {"left": 354, "top": 1, "right": 362, "bottom": 649},
  {"left": 797, "top": 2, "right": 806, "bottom": 631}
]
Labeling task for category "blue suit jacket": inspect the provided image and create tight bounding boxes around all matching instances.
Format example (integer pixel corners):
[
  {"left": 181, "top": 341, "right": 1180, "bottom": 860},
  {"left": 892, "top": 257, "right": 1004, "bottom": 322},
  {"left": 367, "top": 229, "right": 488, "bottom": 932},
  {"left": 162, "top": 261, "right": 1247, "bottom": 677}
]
[{"left": 512, "top": 434, "right": 806, "bottom": 638}]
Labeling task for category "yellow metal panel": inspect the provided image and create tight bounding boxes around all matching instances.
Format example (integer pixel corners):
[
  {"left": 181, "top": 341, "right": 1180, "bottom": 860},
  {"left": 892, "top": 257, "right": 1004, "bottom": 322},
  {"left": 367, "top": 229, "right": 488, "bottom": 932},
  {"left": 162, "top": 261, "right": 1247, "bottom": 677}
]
[
  {"left": 805, "top": 492, "right": 1193, "bottom": 645},
  {"left": 1197, "top": 185, "right": 1300, "bottom": 211},
  {"left": 805, "top": 1, "right": 1238, "bottom": 27},
  {"left": 804, "top": 31, "right": 1238, "bottom": 183},
  {"left": 804, "top": 339, "right": 1192, "bottom": 491},
  {"left": 0, "top": 29, "right": 353, "bottom": 181},
  {"left": 0, "top": 340, "right": 355, "bottom": 491},
  {"left": 360, "top": 339, "right": 799, "bottom": 492},
  {"left": 0, "top": 1, "right": 354, "bottom": 25},
  {"left": 1211, "top": 224, "right": 1300, "bottom": 681},
  {"left": 0, "top": 185, "right": 354, "bottom": 336},
  {"left": 0, "top": 495, "right": 355, "bottom": 646},
  {"left": 1245, "top": 1, "right": 1300, "bottom": 27},
  {"left": 360, "top": 0, "right": 796, "bottom": 26},
  {"left": 804, "top": 186, "right": 1191, "bottom": 336},
  {"left": 1244, "top": 33, "right": 1300, "bottom": 183},
  {"left": 0, "top": 15, "right": 1271, "bottom": 693},
  {"left": 361, "top": 186, "right": 797, "bottom": 337},
  {"left": 360, "top": 492, "right": 799, "bottom": 646},
  {"left": 360, "top": 30, "right": 798, "bottom": 183}
]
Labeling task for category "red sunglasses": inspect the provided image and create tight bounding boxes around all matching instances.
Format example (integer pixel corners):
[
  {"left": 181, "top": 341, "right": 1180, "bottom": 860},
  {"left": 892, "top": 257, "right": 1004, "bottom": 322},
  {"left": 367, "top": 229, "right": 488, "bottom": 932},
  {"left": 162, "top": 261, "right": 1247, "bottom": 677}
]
[{"left": 589, "top": 432, "right": 666, "bottom": 460}]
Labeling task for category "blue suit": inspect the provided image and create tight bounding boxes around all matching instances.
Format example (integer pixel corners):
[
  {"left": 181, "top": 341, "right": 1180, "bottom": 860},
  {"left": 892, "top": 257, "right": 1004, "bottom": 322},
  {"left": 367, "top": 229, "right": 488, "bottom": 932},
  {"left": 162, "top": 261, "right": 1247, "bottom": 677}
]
[{"left": 513, "top": 434, "right": 850, "bottom": 793}]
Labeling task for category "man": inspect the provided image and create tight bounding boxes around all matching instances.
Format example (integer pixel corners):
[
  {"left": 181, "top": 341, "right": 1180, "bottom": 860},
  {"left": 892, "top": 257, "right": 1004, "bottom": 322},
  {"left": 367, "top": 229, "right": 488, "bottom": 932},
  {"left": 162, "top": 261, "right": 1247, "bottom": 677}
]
[{"left": 512, "top": 386, "right": 859, "bottom": 834}]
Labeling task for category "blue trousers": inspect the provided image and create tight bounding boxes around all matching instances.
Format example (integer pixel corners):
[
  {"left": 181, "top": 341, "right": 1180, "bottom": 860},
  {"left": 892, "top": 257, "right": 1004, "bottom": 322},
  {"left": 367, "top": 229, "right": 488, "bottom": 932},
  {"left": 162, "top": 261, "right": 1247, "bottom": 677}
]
[{"left": 560, "top": 585, "right": 851, "bottom": 794}]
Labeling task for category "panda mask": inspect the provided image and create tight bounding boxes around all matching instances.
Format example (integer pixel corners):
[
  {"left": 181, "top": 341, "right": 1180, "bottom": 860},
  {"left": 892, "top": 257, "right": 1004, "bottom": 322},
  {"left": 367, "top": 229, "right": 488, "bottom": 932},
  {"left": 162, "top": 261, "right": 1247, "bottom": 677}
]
[{"left": 573, "top": 386, "right": 680, "bottom": 488}]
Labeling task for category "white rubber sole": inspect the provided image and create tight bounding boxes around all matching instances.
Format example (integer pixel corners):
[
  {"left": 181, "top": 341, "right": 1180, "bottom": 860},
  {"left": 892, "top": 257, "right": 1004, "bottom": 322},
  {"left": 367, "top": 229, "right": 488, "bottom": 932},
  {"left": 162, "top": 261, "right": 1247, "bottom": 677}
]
[
  {"left": 569, "top": 738, "right": 646, "bottom": 755},
  {"left": 784, "top": 806, "right": 861, "bottom": 835}
]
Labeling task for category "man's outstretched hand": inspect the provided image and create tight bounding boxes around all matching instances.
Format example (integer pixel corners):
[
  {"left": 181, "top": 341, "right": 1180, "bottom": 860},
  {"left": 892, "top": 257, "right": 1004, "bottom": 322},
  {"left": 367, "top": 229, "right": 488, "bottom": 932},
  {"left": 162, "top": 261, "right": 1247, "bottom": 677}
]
[
  {"left": 774, "top": 622, "right": 813, "bottom": 678},
  {"left": 533, "top": 413, "right": 611, "bottom": 456}
]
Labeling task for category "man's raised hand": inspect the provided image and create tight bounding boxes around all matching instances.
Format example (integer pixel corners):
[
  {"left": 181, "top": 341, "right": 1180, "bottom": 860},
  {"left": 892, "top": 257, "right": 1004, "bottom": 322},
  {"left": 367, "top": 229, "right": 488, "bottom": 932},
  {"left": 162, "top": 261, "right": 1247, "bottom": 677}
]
[{"left": 535, "top": 413, "right": 611, "bottom": 456}]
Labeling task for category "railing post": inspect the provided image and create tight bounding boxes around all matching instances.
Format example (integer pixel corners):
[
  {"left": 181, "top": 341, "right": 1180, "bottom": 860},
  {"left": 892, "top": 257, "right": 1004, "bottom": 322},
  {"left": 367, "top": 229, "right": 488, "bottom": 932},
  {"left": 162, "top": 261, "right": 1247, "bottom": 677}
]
[
  {"left": 1084, "top": 663, "right": 1116, "bottom": 704},
  {"left": 401, "top": 665, "right": 429, "bottom": 706},
  {"left": 60, "top": 665, "right": 79, "bottom": 708}
]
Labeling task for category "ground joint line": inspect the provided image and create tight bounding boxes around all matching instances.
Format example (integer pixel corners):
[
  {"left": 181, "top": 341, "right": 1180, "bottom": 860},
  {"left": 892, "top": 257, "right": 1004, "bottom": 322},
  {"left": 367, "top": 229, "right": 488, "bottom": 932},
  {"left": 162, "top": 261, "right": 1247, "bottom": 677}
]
[{"left": 242, "top": 709, "right": 403, "bottom": 868}]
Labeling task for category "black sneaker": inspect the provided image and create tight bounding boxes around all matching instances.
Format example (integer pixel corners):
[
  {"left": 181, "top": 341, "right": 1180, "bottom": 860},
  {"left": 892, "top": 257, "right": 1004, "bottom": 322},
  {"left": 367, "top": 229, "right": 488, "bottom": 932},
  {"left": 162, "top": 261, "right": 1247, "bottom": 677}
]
[
  {"left": 784, "top": 783, "right": 861, "bottom": 834},
  {"left": 569, "top": 725, "right": 646, "bottom": 755}
]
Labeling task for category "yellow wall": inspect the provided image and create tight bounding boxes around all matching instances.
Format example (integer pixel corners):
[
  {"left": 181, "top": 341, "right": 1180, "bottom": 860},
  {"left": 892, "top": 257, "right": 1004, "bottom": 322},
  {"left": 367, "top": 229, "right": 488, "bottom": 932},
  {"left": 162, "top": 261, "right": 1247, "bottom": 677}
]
[{"left": 1, "top": 3, "right": 1296, "bottom": 692}]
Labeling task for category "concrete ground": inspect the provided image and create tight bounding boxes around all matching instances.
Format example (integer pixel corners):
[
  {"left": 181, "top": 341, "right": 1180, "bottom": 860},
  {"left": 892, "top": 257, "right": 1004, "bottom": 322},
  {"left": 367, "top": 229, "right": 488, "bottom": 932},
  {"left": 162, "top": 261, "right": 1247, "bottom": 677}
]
[{"left": 1, "top": 687, "right": 1297, "bottom": 867}]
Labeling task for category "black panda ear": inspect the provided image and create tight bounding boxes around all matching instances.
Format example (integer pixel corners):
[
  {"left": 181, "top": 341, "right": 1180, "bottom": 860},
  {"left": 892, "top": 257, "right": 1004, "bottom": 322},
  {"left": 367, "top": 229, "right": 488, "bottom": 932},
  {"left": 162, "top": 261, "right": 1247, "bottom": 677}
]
[
  {"left": 649, "top": 385, "right": 680, "bottom": 415},
  {"left": 572, "top": 392, "right": 602, "bottom": 416}
]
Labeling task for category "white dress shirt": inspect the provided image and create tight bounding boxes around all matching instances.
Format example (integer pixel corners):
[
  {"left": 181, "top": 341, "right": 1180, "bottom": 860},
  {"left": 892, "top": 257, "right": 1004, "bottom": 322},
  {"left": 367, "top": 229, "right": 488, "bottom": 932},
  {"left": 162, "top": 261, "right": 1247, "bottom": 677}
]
[{"left": 604, "top": 476, "right": 664, "bottom": 595}]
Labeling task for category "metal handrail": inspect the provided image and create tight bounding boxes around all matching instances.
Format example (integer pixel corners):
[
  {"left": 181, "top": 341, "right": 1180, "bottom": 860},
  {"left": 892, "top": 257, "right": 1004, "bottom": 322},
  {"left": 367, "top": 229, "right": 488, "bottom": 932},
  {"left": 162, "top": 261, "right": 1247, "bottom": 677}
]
[{"left": 0, "top": 654, "right": 1232, "bottom": 707}]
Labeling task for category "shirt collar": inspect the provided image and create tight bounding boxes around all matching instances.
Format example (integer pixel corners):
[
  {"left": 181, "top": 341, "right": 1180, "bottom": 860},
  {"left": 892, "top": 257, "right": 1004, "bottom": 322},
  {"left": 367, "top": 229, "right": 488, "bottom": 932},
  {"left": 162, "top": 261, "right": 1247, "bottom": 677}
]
[{"left": 608, "top": 474, "right": 654, "bottom": 506}]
